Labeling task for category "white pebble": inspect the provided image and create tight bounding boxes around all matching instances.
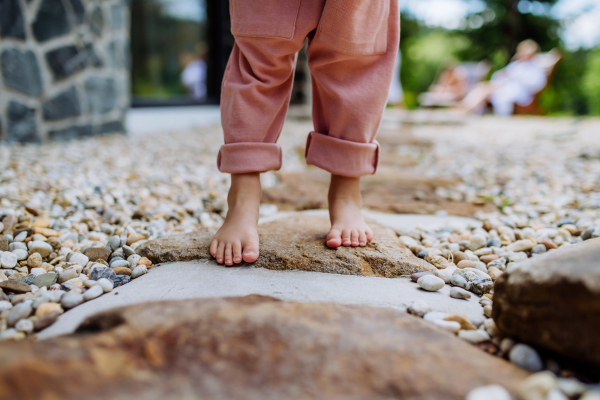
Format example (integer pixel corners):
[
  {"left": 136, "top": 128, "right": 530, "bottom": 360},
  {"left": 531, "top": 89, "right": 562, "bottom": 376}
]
[
  {"left": 13, "top": 231, "right": 27, "bottom": 242},
  {"left": 0, "top": 300, "right": 13, "bottom": 312},
  {"left": 96, "top": 278, "right": 113, "bottom": 293},
  {"left": 61, "top": 292, "right": 84, "bottom": 309},
  {"left": 131, "top": 265, "right": 147, "bottom": 279},
  {"left": 466, "top": 385, "right": 512, "bottom": 400},
  {"left": 28, "top": 241, "right": 53, "bottom": 258},
  {"left": 83, "top": 284, "right": 103, "bottom": 301},
  {"left": 417, "top": 275, "right": 445, "bottom": 291},
  {"left": 449, "top": 287, "right": 471, "bottom": 299},
  {"left": 407, "top": 300, "right": 431, "bottom": 317},
  {"left": 69, "top": 252, "right": 89, "bottom": 266},
  {"left": 423, "top": 311, "right": 449, "bottom": 323},
  {"left": 15, "top": 319, "right": 34, "bottom": 333},
  {"left": 458, "top": 329, "right": 490, "bottom": 343},
  {"left": 127, "top": 254, "right": 141, "bottom": 268},
  {"left": 0, "top": 252, "right": 18, "bottom": 269},
  {"left": 432, "top": 319, "right": 461, "bottom": 333}
]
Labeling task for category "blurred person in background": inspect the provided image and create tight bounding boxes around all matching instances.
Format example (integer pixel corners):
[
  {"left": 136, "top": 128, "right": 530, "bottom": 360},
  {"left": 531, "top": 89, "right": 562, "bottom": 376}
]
[
  {"left": 461, "top": 39, "right": 547, "bottom": 116},
  {"left": 180, "top": 43, "right": 208, "bottom": 101}
]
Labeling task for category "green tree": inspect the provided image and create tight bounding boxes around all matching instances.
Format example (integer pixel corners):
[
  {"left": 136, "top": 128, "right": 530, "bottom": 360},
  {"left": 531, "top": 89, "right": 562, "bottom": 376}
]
[{"left": 582, "top": 48, "right": 600, "bottom": 115}]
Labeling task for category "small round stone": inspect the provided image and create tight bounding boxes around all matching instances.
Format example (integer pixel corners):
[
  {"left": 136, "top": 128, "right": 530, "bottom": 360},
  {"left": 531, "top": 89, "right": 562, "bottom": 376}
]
[
  {"left": 0, "top": 300, "right": 13, "bottom": 312},
  {"left": 480, "top": 254, "right": 500, "bottom": 264},
  {"left": 0, "top": 252, "right": 18, "bottom": 268},
  {"left": 417, "top": 275, "right": 445, "bottom": 292},
  {"left": 450, "top": 274, "right": 469, "bottom": 290},
  {"left": 27, "top": 253, "right": 43, "bottom": 268},
  {"left": 531, "top": 244, "right": 547, "bottom": 254},
  {"left": 0, "top": 328, "right": 25, "bottom": 341},
  {"left": 28, "top": 241, "right": 53, "bottom": 258},
  {"left": 137, "top": 257, "right": 152, "bottom": 267},
  {"left": 110, "top": 259, "right": 129, "bottom": 269},
  {"left": 458, "top": 329, "right": 490, "bottom": 343},
  {"left": 450, "top": 287, "right": 471, "bottom": 299},
  {"left": 410, "top": 271, "right": 433, "bottom": 282},
  {"left": 83, "top": 284, "right": 103, "bottom": 301},
  {"left": 13, "top": 231, "right": 27, "bottom": 242},
  {"left": 127, "top": 254, "right": 141, "bottom": 268},
  {"left": 7, "top": 301, "right": 33, "bottom": 326},
  {"left": 96, "top": 278, "right": 113, "bottom": 293},
  {"left": 131, "top": 265, "right": 148, "bottom": 279},
  {"left": 509, "top": 343, "right": 544, "bottom": 372},
  {"left": 457, "top": 260, "right": 475, "bottom": 269},
  {"left": 35, "top": 302, "right": 62, "bottom": 317},
  {"left": 15, "top": 318, "right": 34, "bottom": 333},
  {"left": 466, "top": 385, "right": 512, "bottom": 400},
  {"left": 483, "top": 304, "right": 493, "bottom": 318},
  {"left": 69, "top": 252, "right": 89, "bottom": 266},
  {"left": 108, "top": 235, "right": 121, "bottom": 251},
  {"left": 407, "top": 300, "right": 431, "bottom": 317},
  {"left": 432, "top": 319, "right": 461, "bottom": 333},
  {"left": 61, "top": 291, "right": 84, "bottom": 309}
]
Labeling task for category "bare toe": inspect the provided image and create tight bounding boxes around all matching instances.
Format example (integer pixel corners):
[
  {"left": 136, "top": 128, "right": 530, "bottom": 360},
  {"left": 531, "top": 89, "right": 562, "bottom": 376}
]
[
  {"left": 224, "top": 243, "right": 233, "bottom": 266},
  {"left": 341, "top": 229, "right": 352, "bottom": 246},
  {"left": 242, "top": 240, "right": 260, "bottom": 263},
  {"left": 210, "top": 239, "right": 218, "bottom": 258},
  {"left": 216, "top": 241, "right": 225, "bottom": 264},
  {"left": 351, "top": 230, "right": 360, "bottom": 246},
  {"left": 358, "top": 230, "right": 367, "bottom": 246},
  {"left": 366, "top": 228, "right": 374, "bottom": 242},
  {"left": 326, "top": 228, "right": 342, "bottom": 248},
  {"left": 233, "top": 241, "right": 242, "bottom": 264}
]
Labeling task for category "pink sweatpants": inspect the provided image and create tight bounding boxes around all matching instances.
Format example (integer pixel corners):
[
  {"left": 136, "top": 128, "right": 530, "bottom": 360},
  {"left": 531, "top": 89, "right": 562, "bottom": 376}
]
[{"left": 218, "top": 0, "right": 400, "bottom": 177}]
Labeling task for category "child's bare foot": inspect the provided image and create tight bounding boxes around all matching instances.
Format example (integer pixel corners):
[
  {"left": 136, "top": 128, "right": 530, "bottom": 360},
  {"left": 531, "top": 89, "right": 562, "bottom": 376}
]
[
  {"left": 326, "top": 174, "right": 373, "bottom": 248},
  {"left": 210, "top": 173, "right": 261, "bottom": 265}
]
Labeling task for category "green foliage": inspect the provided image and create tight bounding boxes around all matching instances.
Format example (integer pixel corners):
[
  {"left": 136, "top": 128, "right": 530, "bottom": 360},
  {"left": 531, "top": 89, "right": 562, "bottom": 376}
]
[{"left": 582, "top": 48, "right": 600, "bottom": 115}]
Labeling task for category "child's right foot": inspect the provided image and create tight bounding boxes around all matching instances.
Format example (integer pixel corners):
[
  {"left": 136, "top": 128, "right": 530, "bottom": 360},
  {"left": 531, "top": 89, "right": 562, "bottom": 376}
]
[{"left": 210, "top": 173, "right": 261, "bottom": 265}]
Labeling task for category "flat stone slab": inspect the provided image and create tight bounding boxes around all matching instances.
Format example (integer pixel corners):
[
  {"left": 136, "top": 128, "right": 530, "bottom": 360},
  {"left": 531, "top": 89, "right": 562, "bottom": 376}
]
[
  {"left": 493, "top": 238, "right": 600, "bottom": 368},
  {"left": 39, "top": 260, "right": 485, "bottom": 339},
  {"left": 138, "top": 213, "right": 436, "bottom": 277},
  {"left": 6, "top": 296, "right": 528, "bottom": 400}
]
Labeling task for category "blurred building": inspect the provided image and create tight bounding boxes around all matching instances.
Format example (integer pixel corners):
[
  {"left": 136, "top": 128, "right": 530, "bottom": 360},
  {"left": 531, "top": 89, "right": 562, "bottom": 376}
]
[
  {"left": 0, "top": 0, "right": 237, "bottom": 142},
  {"left": 0, "top": 0, "right": 130, "bottom": 141}
]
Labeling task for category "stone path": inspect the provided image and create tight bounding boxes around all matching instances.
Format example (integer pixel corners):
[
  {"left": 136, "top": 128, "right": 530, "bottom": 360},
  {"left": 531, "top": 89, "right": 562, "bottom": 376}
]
[
  {"left": 38, "top": 259, "right": 486, "bottom": 339},
  {"left": 39, "top": 211, "right": 483, "bottom": 339}
]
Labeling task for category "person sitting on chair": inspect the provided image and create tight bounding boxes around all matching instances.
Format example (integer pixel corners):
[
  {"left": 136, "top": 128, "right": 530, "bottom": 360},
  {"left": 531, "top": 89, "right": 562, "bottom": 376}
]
[{"left": 461, "top": 40, "right": 547, "bottom": 116}]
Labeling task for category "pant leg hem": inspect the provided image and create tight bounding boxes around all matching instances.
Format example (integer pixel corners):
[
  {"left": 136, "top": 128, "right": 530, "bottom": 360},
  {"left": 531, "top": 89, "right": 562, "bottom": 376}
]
[
  {"left": 218, "top": 142, "right": 282, "bottom": 174},
  {"left": 305, "top": 131, "right": 379, "bottom": 177}
]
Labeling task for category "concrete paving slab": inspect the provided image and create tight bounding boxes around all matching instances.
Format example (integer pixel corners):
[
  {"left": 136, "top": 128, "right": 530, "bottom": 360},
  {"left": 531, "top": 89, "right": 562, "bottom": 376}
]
[{"left": 39, "top": 260, "right": 484, "bottom": 340}]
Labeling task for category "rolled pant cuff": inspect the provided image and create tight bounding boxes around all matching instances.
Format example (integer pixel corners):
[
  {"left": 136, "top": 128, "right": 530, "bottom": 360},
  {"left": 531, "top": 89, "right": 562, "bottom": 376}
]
[
  {"left": 305, "top": 131, "right": 379, "bottom": 177},
  {"left": 218, "top": 143, "right": 282, "bottom": 174}
]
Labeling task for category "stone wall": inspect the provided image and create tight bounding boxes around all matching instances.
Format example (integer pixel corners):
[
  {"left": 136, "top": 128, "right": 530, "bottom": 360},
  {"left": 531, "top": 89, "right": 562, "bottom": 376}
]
[{"left": 0, "top": 0, "right": 129, "bottom": 142}]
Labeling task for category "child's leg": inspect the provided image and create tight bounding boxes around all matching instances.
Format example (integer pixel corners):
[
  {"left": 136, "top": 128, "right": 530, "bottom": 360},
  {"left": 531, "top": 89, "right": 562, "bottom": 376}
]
[
  {"left": 213, "top": 0, "right": 322, "bottom": 263},
  {"left": 305, "top": 0, "right": 400, "bottom": 247},
  {"left": 210, "top": 173, "right": 261, "bottom": 265},
  {"left": 326, "top": 175, "right": 373, "bottom": 248}
]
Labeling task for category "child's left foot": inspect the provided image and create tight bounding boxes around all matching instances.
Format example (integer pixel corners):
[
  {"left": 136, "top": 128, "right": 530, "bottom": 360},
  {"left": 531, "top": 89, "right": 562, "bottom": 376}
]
[{"left": 326, "top": 174, "right": 373, "bottom": 248}]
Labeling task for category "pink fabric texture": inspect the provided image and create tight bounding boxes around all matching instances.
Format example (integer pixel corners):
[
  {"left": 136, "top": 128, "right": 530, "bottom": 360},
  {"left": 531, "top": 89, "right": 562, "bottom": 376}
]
[{"left": 219, "top": 0, "right": 399, "bottom": 177}]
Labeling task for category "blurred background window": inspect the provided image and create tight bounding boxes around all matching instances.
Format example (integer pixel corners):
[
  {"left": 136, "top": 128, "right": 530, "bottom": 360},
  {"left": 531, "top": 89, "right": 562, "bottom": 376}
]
[{"left": 131, "top": 0, "right": 230, "bottom": 106}]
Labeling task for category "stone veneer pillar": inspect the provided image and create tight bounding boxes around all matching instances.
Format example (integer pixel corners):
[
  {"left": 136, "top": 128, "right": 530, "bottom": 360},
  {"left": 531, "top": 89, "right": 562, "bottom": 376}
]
[{"left": 0, "top": 0, "right": 129, "bottom": 142}]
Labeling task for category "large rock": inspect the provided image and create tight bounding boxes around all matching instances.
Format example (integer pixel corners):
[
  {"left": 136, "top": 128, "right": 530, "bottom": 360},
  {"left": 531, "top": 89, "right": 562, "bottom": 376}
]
[
  {"left": 493, "top": 238, "right": 600, "bottom": 367},
  {"left": 138, "top": 215, "right": 435, "bottom": 277},
  {"left": 0, "top": 296, "right": 528, "bottom": 399},
  {"left": 262, "top": 170, "right": 495, "bottom": 216}
]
